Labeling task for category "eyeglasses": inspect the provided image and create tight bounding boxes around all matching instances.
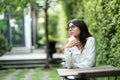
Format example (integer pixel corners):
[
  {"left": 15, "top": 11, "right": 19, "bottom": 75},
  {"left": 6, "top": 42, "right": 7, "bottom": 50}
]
[{"left": 67, "top": 23, "right": 77, "bottom": 30}]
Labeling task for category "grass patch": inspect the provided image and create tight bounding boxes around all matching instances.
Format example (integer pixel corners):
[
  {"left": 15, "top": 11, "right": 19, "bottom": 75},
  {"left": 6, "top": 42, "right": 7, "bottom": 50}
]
[
  {"left": 32, "top": 68, "right": 42, "bottom": 80},
  {"left": 49, "top": 68, "right": 62, "bottom": 80}
]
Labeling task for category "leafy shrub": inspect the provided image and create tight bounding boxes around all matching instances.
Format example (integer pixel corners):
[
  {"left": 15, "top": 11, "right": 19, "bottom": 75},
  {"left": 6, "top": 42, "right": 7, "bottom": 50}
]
[{"left": 0, "top": 35, "right": 12, "bottom": 56}]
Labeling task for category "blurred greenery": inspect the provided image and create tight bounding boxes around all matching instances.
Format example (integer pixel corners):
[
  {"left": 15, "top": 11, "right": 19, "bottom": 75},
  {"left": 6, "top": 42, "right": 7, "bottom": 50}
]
[
  {"left": 0, "top": 0, "right": 38, "bottom": 14},
  {"left": 0, "top": 18, "right": 7, "bottom": 32}
]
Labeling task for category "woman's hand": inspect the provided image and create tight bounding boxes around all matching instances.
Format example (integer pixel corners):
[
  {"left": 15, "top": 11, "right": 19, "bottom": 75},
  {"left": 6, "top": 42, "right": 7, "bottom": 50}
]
[{"left": 65, "top": 38, "right": 80, "bottom": 48}]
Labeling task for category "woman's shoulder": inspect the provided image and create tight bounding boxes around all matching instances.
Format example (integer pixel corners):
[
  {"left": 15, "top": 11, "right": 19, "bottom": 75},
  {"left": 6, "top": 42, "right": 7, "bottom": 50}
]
[
  {"left": 85, "top": 36, "right": 96, "bottom": 47},
  {"left": 87, "top": 36, "right": 95, "bottom": 40},
  {"left": 86, "top": 36, "right": 95, "bottom": 43}
]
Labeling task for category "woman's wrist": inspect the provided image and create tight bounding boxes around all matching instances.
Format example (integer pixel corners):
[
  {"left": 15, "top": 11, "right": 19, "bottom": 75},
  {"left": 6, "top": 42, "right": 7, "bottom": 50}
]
[
  {"left": 65, "top": 42, "right": 73, "bottom": 48},
  {"left": 65, "top": 45, "right": 71, "bottom": 48}
]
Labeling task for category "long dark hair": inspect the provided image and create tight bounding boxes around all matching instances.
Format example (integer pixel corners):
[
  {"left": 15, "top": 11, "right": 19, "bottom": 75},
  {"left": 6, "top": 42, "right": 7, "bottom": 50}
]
[{"left": 68, "top": 19, "right": 92, "bottom": 49}]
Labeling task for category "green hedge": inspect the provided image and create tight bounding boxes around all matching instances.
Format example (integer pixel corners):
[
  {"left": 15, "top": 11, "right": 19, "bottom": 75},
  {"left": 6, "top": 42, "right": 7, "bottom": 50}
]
[{"left": 61, "top": 0, "right": 120, "bottom": 67}]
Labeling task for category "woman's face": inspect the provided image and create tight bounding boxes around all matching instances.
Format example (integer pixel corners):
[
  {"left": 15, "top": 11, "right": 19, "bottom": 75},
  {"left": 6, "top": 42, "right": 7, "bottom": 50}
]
[{"left": 68, "top": 23, "right": 81, "bottom": 37}]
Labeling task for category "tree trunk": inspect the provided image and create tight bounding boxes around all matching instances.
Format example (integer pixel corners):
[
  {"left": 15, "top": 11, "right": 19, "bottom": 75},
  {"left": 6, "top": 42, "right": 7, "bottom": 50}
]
[{"left": 44, "top": 0, "right": 50, "bottom": 68}]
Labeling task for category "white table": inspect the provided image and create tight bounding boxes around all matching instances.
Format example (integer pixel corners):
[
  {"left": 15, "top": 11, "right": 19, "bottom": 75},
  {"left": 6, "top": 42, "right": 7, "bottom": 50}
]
[{"left": 57, "top": 65, "right": 120, "bottom": 80}]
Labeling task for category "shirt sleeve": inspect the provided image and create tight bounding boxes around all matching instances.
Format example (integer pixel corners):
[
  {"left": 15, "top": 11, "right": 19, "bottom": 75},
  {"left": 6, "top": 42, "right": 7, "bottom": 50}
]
[
  {"left": 64, "top": 46, "right": 78, "bottom": 68},
  {"left": 74, "top": 37, "right": 96, "bottom": 68}
]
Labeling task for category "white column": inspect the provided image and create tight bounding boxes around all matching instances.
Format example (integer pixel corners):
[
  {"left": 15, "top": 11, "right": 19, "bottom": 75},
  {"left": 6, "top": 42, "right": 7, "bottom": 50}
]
[{"left": 24, "top": 6, "right": 32, "bottom": 51}]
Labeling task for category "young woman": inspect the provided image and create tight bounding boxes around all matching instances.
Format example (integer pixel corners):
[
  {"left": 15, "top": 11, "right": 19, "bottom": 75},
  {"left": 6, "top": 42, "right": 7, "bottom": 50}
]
[{"left": 63, "top": 19, "right": 96, "bottom": 80}]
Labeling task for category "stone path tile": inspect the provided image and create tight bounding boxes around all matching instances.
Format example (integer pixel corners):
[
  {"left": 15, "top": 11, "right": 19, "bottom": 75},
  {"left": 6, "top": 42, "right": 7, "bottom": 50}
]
[
  {"left": 3, "top": 70, "right": 21, "bottom": 80},
  {"left": 41, "top": 71, "right": 50, "bottom": 80},
  {"left": 22, "top": 69, "right": 34, "bottom": 80}
]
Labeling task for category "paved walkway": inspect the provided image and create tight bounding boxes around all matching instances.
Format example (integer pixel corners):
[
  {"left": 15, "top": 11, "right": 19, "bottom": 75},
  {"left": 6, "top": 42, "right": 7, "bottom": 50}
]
[
  {"left": 2, "top": 69, "right": 57, "bottom": 80},
  {"left": 0, "top": 48, "right": 64, "bottom": 60}
]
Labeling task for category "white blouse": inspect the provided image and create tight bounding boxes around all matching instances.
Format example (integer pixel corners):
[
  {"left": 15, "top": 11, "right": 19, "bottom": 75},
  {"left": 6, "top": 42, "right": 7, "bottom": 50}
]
[{"left": 63, "top": 37, "right": 96, "bottom": 69}]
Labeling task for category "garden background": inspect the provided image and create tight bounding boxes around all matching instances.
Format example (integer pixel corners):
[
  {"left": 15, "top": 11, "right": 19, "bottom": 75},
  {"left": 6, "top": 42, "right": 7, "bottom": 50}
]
[{"left": 0, "top": 0, "right": 120, "bottom": 80}]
